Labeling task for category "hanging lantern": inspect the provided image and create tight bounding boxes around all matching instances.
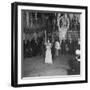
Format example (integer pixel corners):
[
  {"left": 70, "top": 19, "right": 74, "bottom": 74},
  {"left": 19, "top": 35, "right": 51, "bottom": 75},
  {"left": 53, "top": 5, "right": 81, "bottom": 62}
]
[{"left": 26, "top": 11, "right": 29, "bottom": 27}]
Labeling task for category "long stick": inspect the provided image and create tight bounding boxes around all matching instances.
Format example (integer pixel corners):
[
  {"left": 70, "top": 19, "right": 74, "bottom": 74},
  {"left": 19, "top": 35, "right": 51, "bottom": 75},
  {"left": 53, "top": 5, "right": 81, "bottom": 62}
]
[{"left": 45, "top": 30, "right": 47, "bottom": 44}]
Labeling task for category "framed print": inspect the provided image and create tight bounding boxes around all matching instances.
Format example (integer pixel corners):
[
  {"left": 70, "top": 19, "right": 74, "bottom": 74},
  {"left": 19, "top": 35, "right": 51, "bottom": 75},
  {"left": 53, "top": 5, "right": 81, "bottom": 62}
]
[{"left": 11, "top": 2, "right": 88, "bottom": 87}]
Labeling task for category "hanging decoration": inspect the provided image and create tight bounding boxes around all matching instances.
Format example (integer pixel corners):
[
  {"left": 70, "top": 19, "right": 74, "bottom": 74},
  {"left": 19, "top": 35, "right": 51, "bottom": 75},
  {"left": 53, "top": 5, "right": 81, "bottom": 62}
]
[{"left": 57, "top": 13, "right": 70, "bottom": 48}]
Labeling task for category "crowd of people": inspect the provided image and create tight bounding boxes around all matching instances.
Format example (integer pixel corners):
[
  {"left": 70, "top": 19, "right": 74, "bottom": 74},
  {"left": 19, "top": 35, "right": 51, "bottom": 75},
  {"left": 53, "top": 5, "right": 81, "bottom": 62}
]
[
  {"left": 23, "top": 34, "right": 80, "bottom": 59},
  {"left": 23, "top": 35, "right": 45, "bottom": 58}
]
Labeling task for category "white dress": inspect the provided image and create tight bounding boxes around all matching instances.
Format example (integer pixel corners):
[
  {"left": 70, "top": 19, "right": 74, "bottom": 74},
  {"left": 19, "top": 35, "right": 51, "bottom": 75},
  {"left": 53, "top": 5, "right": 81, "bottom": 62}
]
[{"left": 45, "top": 43, "right": 53, "bottom": 64}]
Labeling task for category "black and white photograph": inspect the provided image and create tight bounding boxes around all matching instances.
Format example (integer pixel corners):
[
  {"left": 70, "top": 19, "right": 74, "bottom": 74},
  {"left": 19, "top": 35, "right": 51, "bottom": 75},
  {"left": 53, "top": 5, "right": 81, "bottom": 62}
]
[
  {"left": 11, "top": 2, "right": 87, "bottom": 87},
  {"left": 22, "top": 11, "right": 81, "bottom": 77}
]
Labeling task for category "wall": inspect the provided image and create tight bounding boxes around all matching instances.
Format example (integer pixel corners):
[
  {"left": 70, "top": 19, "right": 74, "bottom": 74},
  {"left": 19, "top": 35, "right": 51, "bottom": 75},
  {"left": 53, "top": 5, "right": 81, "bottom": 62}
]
[{"left": 0, "top": 0, "right": 89, "bottom": 90}]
